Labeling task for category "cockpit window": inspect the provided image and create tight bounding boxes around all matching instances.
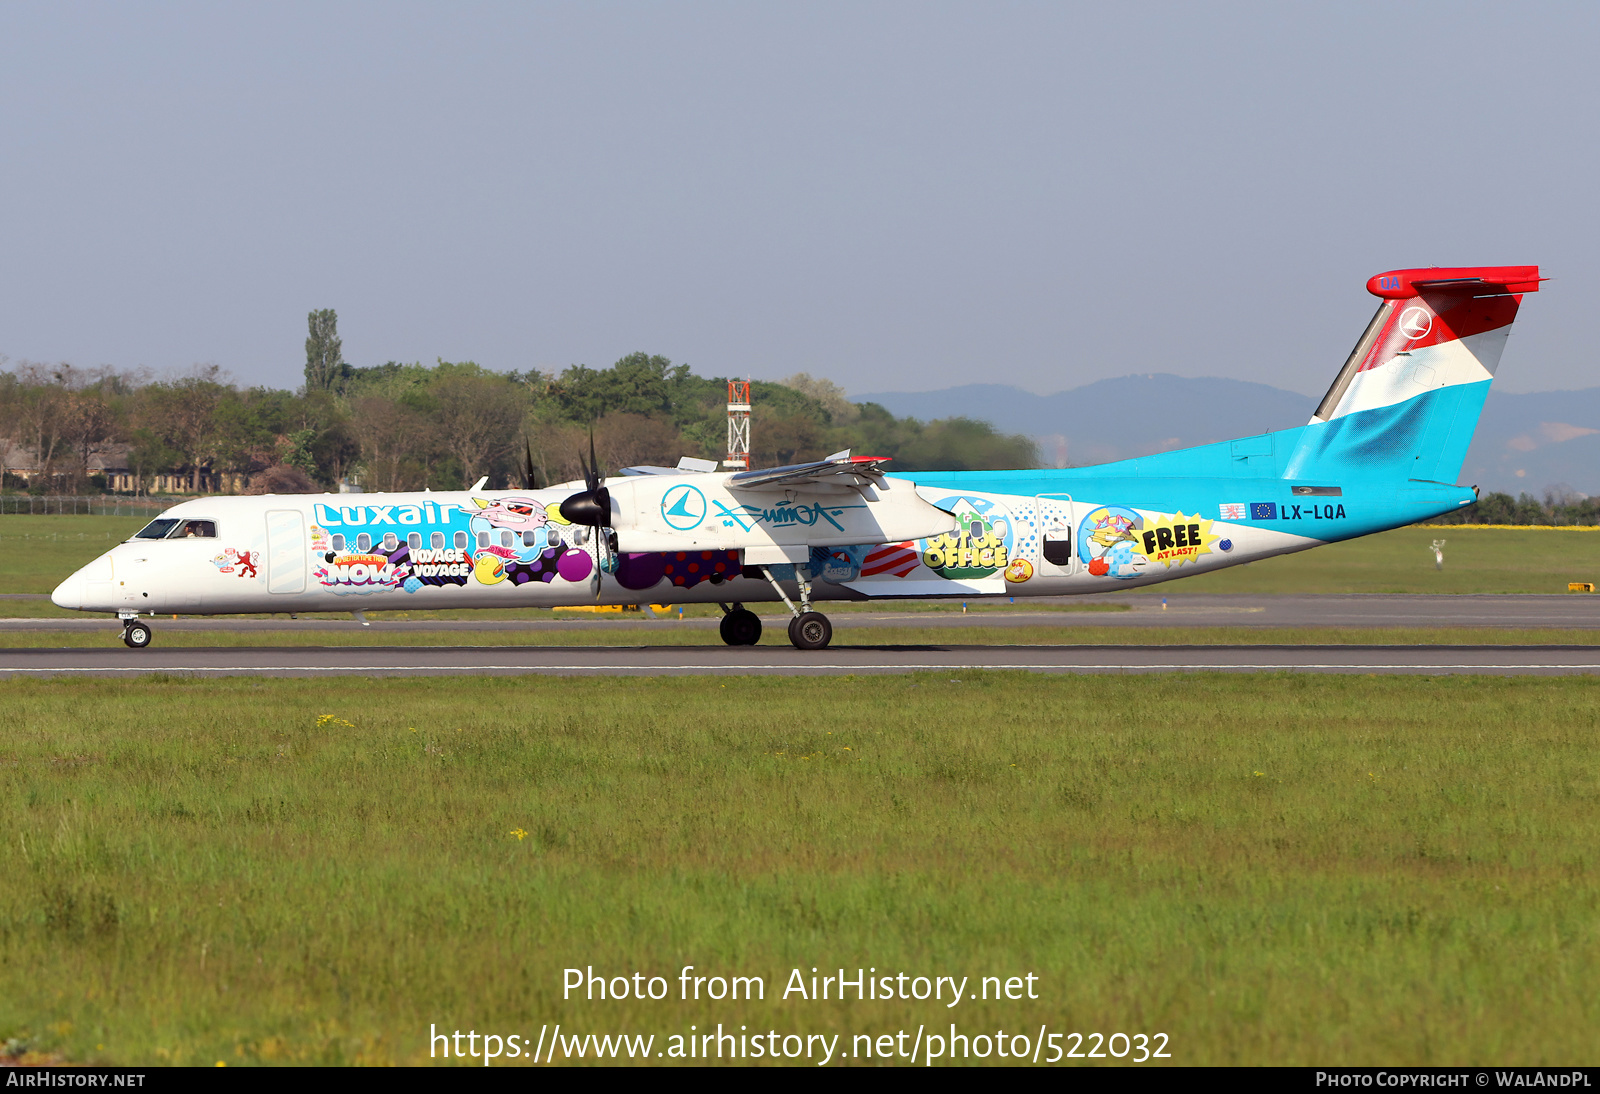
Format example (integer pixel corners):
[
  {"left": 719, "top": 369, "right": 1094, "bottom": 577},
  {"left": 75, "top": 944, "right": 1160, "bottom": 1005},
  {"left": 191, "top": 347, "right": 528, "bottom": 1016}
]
[
  {"left": 133, "top": 518, "right": 181, "bottom": 540},
  {"left": 132, "top": 518, "right": 217, "bottom": 540}
]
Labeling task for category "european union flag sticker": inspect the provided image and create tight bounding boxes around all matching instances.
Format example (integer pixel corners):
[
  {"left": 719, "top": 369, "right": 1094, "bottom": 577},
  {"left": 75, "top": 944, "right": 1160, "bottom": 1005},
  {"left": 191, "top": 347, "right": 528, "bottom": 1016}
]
[{"left": 1249, "top": 502, "right": 1278, "bottom": 520}]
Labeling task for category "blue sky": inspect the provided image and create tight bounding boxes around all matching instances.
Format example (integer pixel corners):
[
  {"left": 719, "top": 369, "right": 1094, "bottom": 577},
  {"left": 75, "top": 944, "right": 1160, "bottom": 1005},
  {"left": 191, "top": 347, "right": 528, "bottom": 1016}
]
[{"left": 3, "top": 2, "right": 1596, "bottom": 396}]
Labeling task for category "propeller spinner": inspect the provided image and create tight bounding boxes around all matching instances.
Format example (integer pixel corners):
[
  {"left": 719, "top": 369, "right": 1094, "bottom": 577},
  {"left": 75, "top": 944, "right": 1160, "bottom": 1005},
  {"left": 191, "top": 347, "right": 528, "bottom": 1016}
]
[{"left": 558, "top": 430, "right": 612, "bottom": 530}]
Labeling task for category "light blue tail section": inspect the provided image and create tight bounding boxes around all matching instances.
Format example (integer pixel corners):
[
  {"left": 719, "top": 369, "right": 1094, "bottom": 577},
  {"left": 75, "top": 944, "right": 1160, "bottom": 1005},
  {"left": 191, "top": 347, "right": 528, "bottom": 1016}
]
[{"left": 1281, "top": 379, "right": 1492, "bottom": 486}]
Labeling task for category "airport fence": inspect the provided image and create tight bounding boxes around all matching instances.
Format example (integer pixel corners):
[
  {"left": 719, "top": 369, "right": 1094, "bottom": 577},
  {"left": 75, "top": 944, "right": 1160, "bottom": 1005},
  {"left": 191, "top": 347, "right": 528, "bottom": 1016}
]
[{"left": 0, "top": 495, "right": 188, "bottom": 516}]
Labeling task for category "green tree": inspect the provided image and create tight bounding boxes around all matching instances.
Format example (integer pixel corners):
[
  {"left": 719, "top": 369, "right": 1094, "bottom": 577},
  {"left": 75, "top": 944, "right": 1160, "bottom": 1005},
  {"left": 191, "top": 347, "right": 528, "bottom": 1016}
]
[{"left": 304, "top": 309, "right": 347, "bottom": 392}]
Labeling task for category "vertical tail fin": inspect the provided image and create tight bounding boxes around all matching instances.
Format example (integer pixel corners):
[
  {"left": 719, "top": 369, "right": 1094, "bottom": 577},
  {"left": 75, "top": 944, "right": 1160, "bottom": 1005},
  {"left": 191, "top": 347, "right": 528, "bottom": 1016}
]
[{"left": 1286, "top": 266, "right": 1541, "bottom": 484}]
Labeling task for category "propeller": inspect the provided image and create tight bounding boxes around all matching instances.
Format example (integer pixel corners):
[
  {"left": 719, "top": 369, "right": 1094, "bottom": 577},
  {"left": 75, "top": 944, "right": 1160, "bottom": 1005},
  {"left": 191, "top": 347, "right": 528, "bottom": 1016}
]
[
  {"left": 522, "top": 438, "right": 540, "bottom": 491},
  {"left": 558, "top": 428, "right": 615, "bottom": 596}
]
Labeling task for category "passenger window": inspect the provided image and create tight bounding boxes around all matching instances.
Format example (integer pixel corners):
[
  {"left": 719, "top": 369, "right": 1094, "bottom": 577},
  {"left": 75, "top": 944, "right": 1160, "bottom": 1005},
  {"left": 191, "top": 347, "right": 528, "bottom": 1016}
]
[
  {"left": 332, "top": 534, "right": 346, "bottom": 551},
  {"left": 454, "top": 531, "right": 468, "bottom": 549},
  {"left": 547, "top": 527, "right": 561, "bottom": 546},
  {"left": 357, "top": 533, "right": 372, "bottom": 552},
  {"left": 523, "top": 530, "right": 538, "bottom": 547},
  {"left": 407, "top": 532, "right": 421, "bottom": 550},
  {"left": 432, "top": 532, "right": 445, "bottom": 549},
  {"left": 477, "top": 531, "right": 489, "bottom": 549},
  {"left": 383, "top": 533, "right": 398, "bottom": 551},
  {"left": 501, "top": 530, "right": 514, "bottom": 548}
]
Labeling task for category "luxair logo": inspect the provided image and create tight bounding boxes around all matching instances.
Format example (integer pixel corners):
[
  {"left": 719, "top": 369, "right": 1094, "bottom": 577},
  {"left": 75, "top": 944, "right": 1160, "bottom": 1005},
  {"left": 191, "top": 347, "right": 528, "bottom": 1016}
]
[{"left": 660, "top": 484, "right": 706, "bottom": 531}]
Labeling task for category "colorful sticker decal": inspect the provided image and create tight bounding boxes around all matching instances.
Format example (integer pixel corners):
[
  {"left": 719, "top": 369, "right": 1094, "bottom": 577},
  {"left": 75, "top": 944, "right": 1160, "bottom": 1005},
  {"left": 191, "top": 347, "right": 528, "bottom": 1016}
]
[
  {"left": 1250, "top": 502, "right": 1278, "bottom": 520},
  {"left": 920, "top": 497, "right": 1013, "bottom": 580},
  {"left": 315, "top": 551, "right": 410, "bottom": 593},
  {"left": 1004, "top": 557, "right": 1034, "bottom": 583},
  {"left": 308, "top": 500, "right": 595, "bottom": 596},
  {"left": 813, "top": 545, "right": 864, "bottom": 584},
  {"left": 614, "top": 549, "right": 741, "bottom": 591},
  {"left": 1134, "top": 513, "right": 1219, "bottom": 569},
  {"left": 408, "top": 547, "right": 472, "bottom": 588},
  {"left": 461, "top": 496, "right": 592, "bottom": 586},
  {"left": 860, "top": 541, "right": 919, "bottom": 578},
  {"left": 1078, "top": 506, "right": 1146, "bottom": 579},
  {"left": 1219, "top": 502, "right": 1246, "bottom": 520},
  {"left": 210, "top": 547, "right": 260, "bottom": 578}
]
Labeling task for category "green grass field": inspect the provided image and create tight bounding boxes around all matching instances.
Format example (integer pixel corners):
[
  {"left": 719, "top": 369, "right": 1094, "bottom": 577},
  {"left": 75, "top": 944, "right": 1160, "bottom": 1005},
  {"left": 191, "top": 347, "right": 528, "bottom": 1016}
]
[
  {"left": 1130, "top": 524, "right": 1600, "bottom": 595},
  {"left": 3, "top": 674, "right": 1597, "bottom": 1066},
  {"left": 3, "top": 517, "right": 1596, "bottom": 605}
]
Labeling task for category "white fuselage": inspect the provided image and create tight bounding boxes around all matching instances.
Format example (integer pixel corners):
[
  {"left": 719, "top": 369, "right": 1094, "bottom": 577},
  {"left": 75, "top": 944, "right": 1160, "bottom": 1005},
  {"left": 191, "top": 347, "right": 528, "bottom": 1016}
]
[{"left": 51, "top": 481, "right": 1319, "bottom": 616}]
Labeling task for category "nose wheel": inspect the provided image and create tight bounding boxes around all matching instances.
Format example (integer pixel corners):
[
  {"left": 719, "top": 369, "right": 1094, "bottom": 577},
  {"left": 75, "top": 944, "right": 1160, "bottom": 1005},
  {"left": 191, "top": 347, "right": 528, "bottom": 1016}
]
[{"left": 122, "top": 620, "right": 152, "bottom": 648}]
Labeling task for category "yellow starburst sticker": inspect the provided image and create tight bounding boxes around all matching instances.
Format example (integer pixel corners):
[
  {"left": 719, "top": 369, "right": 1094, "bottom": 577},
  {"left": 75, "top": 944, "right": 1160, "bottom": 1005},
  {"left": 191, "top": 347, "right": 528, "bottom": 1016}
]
[{"left": 1132, "top": 512, "right": 1219, "bottom": 568}]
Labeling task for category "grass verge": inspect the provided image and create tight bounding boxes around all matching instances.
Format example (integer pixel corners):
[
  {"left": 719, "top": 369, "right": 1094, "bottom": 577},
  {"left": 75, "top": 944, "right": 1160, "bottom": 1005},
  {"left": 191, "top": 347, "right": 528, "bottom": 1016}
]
[{"left": 2, "top": 674, "right": 1597, "bottom": 1065}]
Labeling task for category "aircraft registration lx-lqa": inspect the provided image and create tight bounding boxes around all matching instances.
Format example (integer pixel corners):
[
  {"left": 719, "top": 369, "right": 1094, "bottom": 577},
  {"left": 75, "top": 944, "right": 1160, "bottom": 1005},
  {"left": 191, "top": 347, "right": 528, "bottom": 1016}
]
[{"left": 53, "top": 265, "right": 1541, "bottom": 650}]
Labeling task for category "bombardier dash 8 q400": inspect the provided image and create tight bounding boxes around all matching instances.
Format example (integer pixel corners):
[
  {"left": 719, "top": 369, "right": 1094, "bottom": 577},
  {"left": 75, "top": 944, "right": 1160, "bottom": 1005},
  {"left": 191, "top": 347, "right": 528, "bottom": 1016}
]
[{"left": 53, "top": 265, "right": 1541, "bottom": 650}]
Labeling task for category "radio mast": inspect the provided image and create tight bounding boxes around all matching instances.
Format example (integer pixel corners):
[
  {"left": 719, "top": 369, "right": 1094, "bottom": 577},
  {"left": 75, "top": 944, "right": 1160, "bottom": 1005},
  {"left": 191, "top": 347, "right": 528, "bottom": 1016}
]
[{"left": 724, "top": 378, "right": 751, "bottom": 469}]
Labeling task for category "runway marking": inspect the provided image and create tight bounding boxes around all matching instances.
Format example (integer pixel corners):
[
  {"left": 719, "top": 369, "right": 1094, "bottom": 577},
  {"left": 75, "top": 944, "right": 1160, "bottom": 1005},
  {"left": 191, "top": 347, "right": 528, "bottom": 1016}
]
[{"left": 2, "top": 663, "right": 1598, "bottom": 674}]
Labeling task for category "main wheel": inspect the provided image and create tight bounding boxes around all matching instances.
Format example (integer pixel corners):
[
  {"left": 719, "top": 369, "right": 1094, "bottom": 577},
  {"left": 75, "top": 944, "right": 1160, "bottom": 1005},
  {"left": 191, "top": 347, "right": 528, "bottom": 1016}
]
[
  {"left": 123, "top": 622, "right": 152, "bottom": 649},
  {"left": 788, "top": 611, "right": 832, "bottom": 650},
  {"left": 719, "top": 608, "right": 762, "bottom": 646}
]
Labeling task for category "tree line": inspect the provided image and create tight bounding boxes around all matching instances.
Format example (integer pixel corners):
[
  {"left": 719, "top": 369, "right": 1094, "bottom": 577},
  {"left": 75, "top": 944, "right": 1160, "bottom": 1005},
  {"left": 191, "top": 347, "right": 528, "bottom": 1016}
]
[
  {"left": 1423, "top": 491, "right": 1600, "bottom": 527},
  {"left": 0, "top": 312, "right": 1039, "bottom": 495}
]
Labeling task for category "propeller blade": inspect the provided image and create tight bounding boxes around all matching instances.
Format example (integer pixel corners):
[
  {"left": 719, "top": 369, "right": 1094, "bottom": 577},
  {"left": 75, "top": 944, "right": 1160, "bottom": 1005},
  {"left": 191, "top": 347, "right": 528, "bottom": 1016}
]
[
  {"left": 523, "top": 439, "right": 538, "bottom": 491},
  {"left": 558, "top": 425, "right": 612, "bottom": 529}
]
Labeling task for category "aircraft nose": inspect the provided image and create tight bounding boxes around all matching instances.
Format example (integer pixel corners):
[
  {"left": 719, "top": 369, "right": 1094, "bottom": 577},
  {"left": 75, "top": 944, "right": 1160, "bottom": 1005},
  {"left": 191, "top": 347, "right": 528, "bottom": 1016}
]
[{"left": 51, "top": 571, "right": 83, "bottom": 610}]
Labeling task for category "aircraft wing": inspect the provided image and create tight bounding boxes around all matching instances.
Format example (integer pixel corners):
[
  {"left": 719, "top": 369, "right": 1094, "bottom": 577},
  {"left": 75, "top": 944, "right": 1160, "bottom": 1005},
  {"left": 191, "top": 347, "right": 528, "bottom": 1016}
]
[{"left": 727, "top": 452, "right": 890, "bottom": 490}]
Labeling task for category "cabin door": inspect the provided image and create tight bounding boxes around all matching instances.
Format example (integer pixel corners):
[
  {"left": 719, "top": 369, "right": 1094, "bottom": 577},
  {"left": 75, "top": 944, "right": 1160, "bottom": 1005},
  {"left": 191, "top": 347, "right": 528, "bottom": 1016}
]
[
  {"left": 265, "top": 510, "right": 308, "bottom": 594},
  {"left": 1034, "top": 495, "right": 1077, "bottom": 576}
]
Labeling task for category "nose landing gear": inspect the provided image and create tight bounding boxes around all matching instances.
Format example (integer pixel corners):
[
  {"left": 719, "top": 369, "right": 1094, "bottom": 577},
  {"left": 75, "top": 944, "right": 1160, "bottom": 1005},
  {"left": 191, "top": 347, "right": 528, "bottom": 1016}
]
[{"left": 119, "top": 614, "right": 152, "bottom": 648}]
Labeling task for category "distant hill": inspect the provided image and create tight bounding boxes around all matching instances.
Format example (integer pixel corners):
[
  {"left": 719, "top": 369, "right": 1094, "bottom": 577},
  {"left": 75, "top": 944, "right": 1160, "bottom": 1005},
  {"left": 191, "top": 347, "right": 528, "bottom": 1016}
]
[{"left": 852, "top": 375, "right": 1600, "bottom": 497}]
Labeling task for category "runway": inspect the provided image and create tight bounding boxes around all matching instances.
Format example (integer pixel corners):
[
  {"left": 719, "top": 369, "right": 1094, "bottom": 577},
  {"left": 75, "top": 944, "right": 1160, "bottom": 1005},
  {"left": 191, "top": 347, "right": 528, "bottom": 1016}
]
[
  {"left": 2, "top": 593, "right": 1597, "bottom": 632},
  {"left": 2, "top": 643, "right": 1597, "bottom": 677}
]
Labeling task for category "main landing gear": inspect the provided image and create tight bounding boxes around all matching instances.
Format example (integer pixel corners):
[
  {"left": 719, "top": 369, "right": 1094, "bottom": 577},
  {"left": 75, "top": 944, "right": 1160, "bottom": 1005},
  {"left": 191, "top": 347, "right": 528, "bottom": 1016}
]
[
  {"left": 120, "top": 614, "right": 152, "bottom": 649},
  {"left": 757, "top": 568, "right": 833, "bottom": 650},
  {"left": 718, "top": 603, "right": 762, "bottom": 646}
]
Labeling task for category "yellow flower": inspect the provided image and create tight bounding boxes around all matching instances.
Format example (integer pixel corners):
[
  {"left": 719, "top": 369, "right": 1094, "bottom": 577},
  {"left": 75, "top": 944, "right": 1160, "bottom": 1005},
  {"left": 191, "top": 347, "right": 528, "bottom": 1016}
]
[{"left": 510, "top": 828, "right": 528, "bottom": 841}]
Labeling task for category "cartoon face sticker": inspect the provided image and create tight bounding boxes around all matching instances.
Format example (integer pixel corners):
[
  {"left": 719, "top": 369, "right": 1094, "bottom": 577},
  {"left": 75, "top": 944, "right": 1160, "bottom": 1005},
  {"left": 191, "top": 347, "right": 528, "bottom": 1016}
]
[
  {"left": 1004, "top": 557, "right": 1033, "bottom": 583},
  {"left": 458, "top": 495, "right": 592, "bottom": 587},
  {"left": 461, "top": 496, "right": 554, "bottom": 532},
  {"left": 1078, "top": 506, "right": 1147, "bottom": 580}
]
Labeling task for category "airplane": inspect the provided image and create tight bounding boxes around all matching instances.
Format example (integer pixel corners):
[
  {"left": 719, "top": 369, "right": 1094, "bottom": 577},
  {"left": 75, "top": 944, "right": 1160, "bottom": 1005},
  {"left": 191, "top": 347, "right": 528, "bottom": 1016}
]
[{"left": 51, "top": 264, "right": 1541, "bottom": 650}]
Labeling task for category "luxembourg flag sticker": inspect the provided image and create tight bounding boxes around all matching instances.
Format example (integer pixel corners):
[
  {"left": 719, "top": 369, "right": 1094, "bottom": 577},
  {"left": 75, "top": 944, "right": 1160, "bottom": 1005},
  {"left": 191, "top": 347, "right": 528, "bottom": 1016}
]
[{"left": 1218, "top": 502, "right": 1246, "bottom": 521}]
